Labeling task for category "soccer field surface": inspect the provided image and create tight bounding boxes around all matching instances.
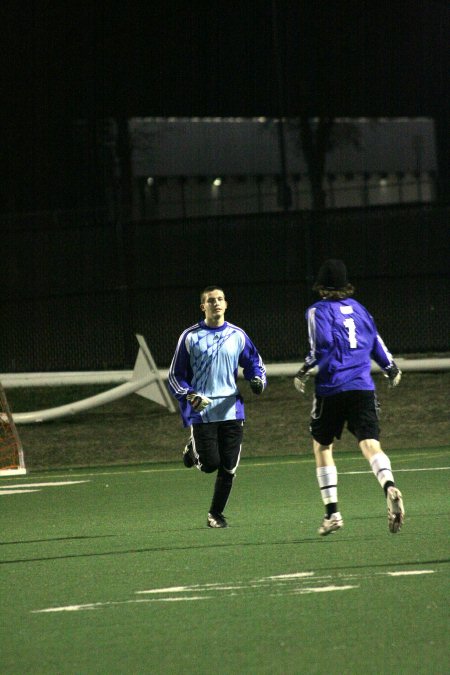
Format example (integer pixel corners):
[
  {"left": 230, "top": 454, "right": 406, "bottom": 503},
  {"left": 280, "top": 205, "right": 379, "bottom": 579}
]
[{"left": 1, "top": 448, "right": 449, "bottom": 674}]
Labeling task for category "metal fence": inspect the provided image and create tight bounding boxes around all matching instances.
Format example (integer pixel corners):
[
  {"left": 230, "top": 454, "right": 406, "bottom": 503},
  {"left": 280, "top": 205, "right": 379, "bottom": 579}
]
[{"left": 1, "top": 203, "right": 448, "bottom": 372}]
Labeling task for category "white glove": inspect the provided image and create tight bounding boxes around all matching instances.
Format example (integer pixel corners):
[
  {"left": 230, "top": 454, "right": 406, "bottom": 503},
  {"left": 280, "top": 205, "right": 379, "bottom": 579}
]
[
  {"left": 187, "top": 393, "right": 212, "bottom": 411},
  {"left": 293, "top": 367, "right": 310, "bottom": 394}
]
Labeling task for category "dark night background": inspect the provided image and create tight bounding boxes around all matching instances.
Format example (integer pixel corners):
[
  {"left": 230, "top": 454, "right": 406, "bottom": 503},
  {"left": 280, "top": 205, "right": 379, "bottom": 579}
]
[
  {"left": 0, "top": 1, "right": 449, "bottom": 371},
  {"left": 1, "top": 0, "right": 449, "bottom": 212}
]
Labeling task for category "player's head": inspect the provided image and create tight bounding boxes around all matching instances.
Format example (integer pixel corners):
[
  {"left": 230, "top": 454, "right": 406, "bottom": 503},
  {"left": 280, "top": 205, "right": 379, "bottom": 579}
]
[
  {"left": 200, "top": 285, "right": 226, "bottom": 304},
  {"left": 313, "top": 259, "right": 355, "bottom": 299},
  {"left": 200, "top": 286, "right": 228, "bottom": 325}
]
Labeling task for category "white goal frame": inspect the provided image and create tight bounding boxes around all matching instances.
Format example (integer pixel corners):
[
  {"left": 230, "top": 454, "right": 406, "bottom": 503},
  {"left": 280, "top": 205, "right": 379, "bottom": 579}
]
[
  {"left": 6, "top": 335, "right": 176, "bottom": 425},
  {"left": 0, "top": 382, "right": 26, "bottom": 475}
]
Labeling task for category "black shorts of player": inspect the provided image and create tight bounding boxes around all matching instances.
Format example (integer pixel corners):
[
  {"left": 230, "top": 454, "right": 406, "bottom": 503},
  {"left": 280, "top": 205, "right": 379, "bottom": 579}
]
[
  {"left": 192, "top": 419, "right": 244, "bottom": 474},
  {"left": 310, "top": 390, "right": 380, "bottom": 446}
]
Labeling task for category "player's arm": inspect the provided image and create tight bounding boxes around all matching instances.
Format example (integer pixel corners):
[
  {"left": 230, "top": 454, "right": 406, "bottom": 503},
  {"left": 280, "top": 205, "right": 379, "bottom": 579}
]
[
  {"left": 383, "top": 363, "right": 402, "bottom": 387},
  {"left": 239, "top": 334, "right": 267, "bottom": 395},
  {"left": 294, "top": 307, "right": 320, "bottom": 394},
  {"left": 168, "top": 332, "right": 195, "bottom": 400},
  {"left": 169, "top": 342, "right": 212, "bottom": 410},
  {"left": 293, "top": 363, "right": 313, "bottom": 394},
  {"left": 371, "top": 332, "right": 402, "bottom": 387}
]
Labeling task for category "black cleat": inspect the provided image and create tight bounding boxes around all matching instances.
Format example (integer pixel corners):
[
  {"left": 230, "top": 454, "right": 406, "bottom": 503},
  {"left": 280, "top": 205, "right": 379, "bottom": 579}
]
[{"left": 207, "top": 512, "right": 228, "bottom": 528}]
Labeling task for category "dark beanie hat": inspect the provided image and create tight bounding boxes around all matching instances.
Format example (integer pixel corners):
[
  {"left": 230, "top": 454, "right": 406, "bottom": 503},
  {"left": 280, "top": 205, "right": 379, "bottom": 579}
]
[{"left": 315, "top": 259, "right": 348, "bottom": 289}]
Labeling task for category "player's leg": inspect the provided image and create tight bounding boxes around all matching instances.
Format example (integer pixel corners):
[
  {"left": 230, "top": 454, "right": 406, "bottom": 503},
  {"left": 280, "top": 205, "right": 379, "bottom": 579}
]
[
  {"left": 349, "top": 391, "right": 405, "bottom": 532},
  {"left": 188, "top": 423, "right": 221, "bottom": 472},
  {"left": 359, "top": 438, "right": 405, "bottom": 532},
  {"left": 310, "top": 395, "right": 344, "bottom": 535},
  {"left": 190, "top": 423, "right": 232, "bottom": 527},
  {"left": 314, "top": 440, "right": 344, "bottom": 535},
  {"left": 207, "top": 420, "right": 244, "bottom": 528}
]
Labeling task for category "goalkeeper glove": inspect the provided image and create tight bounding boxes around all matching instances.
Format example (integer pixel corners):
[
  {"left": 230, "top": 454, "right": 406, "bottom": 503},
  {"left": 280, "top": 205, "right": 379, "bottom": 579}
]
[
  {"left": 249, "top": 376, "right": 264, "bottom": 395},
  {"left": 294, "top": 366, "right": 310, "bottom": 394},
  {"left": 186, "top": 393, "right": 212, "bottom": 411},
  {"left": 384, "top": 363, "right": 402, "bottom": 388}
]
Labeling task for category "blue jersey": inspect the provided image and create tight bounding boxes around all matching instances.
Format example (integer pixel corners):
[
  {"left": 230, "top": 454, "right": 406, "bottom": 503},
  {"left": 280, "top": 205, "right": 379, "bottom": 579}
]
[
  {"left": 168, "top": 320, "right": 267, "bottom": 427},
  {"left": 304, "top": 298, "right": 395, "bottom": 396}
]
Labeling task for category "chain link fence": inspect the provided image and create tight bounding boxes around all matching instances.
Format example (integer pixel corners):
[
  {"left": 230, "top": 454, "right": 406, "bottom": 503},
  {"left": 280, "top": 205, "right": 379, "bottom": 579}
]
[{"left": 1, "top": 204, "right": 448, "bottom": 372}]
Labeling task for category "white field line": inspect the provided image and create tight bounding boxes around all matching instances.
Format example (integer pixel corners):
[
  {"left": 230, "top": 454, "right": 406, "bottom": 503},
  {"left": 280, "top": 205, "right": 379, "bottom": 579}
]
[
  {"left": 0, "top": 481, "right": 89, "bottom": 489},
  {"left": 265, "top": 572, "right": 315, "bottom": 580},
  {"left": 10, "top": 456, "right": 449, "bottom": 484},
  {"left": 136, "top": 575, "right": 331, "bottom": 596},
  {"left": 137, "top": 584, "right": 244, "bottom": 594},
  {"left": 2, "top": 464, "right": 447, "bottom": 496},
  {"left": 385, "top": 570, "right": 435, "bottom": 576},
  {"left": 0, "top": 489, "right": 41, "bottom": 495},
  {"left": 291, "top": 585, "right": 358, "bottom": 594},
  {"left": 32, "top": 597, "right": 211, "bottom": 613},
  {"left": 31, "top": 569, "right": 436, "bottom": 614},
  {"left": 343, "top": 467, "right": 449, "bottom": 475},
  {"left": 0, "top": 480, "right": 90, "bottom": 495},
  {"left": 3, "top": 464, "right": 447, "bottom": 497}
]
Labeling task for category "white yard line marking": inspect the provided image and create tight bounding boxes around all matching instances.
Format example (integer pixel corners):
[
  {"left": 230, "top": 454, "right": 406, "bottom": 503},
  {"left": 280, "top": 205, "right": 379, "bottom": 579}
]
[
  {"left": 137, "top": 584, "right": 243, "bottom": 594},
  {"left": 137, "top": 585, "right": 198, "bottom": 594},
  {"left": 0, "top": 481, "right": 89, "bottom": 489},
  {"left": 0, "top": 489, "right": 41, "bottom": 495},
  {"left": 32, "top": 568, "right": 437, "bottom": 614},
  {"left": 343, "top": 467, "right": 449, "bottom": 475},
  {"left": 291, "top": 585, "right": 358, "bottom": 594},
  {"left": 145, "top": 596, "right": 211, "bottom": 602},
  {"left": 385, "top": 570, "right": 435, "bottom": 576},
  {"left": 22, "top": 452, "right": 450, "bottom": 478},
  {"left": 265, "top": 572, "right": 315, "bottom": 580},
  {"left": 390, "top": 467, "right": 450, "bottom": 472},
  {"left": 32, "top": 597, "right": 210, "bottom": 613}
]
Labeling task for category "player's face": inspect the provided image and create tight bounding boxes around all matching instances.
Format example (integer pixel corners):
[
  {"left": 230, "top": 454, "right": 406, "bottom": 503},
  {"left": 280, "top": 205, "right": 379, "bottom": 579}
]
[{"left": 201, "top": 289, "right": 227, "bottom": 325}]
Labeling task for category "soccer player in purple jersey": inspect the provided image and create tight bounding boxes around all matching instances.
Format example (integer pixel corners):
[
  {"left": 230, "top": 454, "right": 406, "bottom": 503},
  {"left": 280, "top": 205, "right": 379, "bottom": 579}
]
[
  {"left": 168, "top": 286, "right": 267, "bottom": 528},
  {"left": 294, "top": 259, "right": 405, "bottom": 535}
]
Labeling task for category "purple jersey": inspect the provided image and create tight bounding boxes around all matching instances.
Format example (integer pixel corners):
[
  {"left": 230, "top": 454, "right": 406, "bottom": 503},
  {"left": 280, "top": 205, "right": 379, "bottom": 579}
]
[{"left": 304, "top": 298, "right": 395, "bottom": 396}]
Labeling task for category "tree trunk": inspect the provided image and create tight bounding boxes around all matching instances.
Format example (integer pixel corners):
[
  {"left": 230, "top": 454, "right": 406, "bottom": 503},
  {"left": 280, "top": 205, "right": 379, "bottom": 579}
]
[{"left": 299, "top": 117, "right": 334, "bottom": 210}]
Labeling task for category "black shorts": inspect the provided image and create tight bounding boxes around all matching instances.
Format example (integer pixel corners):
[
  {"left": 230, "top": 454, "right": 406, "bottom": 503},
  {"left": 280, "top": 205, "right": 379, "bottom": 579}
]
[
  {"left": 310, "top": 390, "right": 380, "bottom": 446},
  {"left": 192, "top": 420, "right": 244, "bottom": 473}
]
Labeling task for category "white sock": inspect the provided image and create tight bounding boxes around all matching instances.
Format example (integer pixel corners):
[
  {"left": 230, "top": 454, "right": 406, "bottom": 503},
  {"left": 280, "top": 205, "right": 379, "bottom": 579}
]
[
  {"left": 369, "top": 452, "right": 394, "bottom": 489},
  {"left": 316, "top": 466, "right": 338, "bottom": 505}
]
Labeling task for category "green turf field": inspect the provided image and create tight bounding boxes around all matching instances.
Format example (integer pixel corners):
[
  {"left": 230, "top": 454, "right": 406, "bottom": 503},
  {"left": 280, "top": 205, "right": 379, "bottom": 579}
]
[{"left": 1, "top": 447, "right": 449, "bottom": 674}]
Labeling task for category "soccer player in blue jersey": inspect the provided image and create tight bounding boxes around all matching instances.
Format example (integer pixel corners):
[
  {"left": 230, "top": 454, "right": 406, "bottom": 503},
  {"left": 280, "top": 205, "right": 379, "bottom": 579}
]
[
  {"left": 294, "top": 259, "right": 405, "bottom": 536},
  {"left": 168, "top": 285, "right": 267, "bottom": 528}
]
